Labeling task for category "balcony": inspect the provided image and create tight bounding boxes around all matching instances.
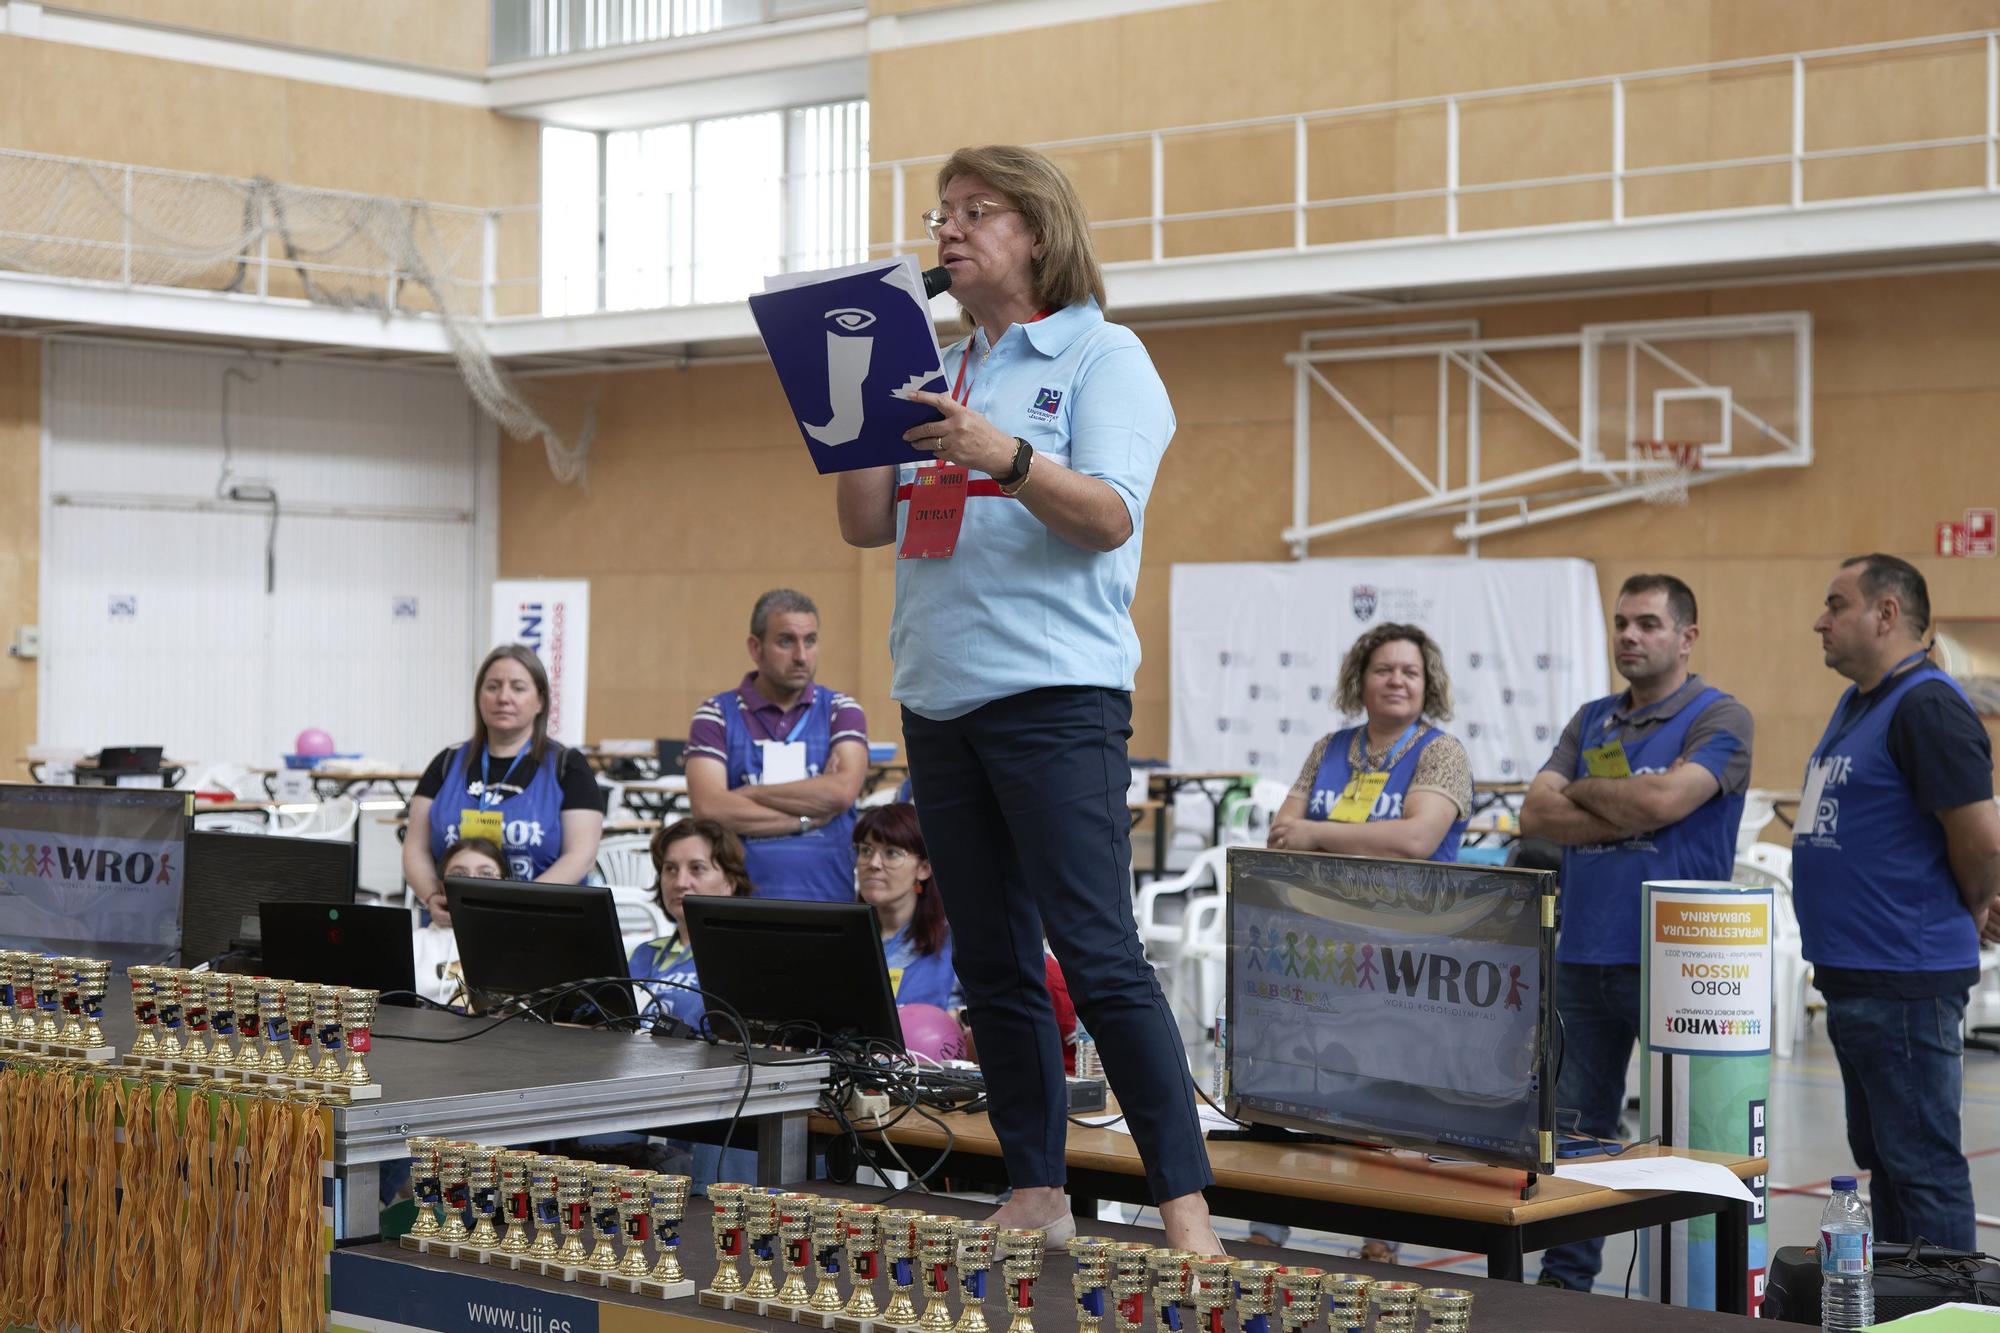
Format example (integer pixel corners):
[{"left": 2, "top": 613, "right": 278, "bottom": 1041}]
[
  {"left": 6, "top": 29, "right": 2000, "bottom": 366},
  {"left": 489, "top": 0, "right": 863, "bottom": 65}
]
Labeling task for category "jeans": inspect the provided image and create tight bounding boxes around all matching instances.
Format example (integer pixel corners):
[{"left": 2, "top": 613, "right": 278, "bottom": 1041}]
[
  {"left": 1824, "top": 991, "right": 1976, "bottom": 1250},
  {"left": 1537, "top": 962, "right": 1642, "bottom": 1291},
  {"left": 903, "top": 687, "right": 1214, "bottom": 1203}
]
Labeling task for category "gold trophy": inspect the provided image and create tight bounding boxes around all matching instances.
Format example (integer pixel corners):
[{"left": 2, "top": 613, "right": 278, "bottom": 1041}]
[
  {"left": 1364, "top": 1280, "right": 1419, "bottom": 1333},
  {"left": 998, "top": 1229, "right": 1045, "bottom": 1333},
  {"left": 1320, "top": 1275, "right": 1373, "bottom": 1333},
  {"left": 836, "top": 1201, "right": 887, "bottom": 1326},
  {"left": 806, "top": 1196, "right": 849, "bottom": 1317},
  {"left": 774, "top": 1192, "right": 818, "bottom": 1306},
  {"left": 608, "top": 1169, "right": 656, "bottom": 1285},
  {"left": 584, "top": 1165, "right": 624, "bottom": 1272},
  {"left": 910, "top": 1214, "right": 955, "bottom": 1333},
  {"left": 877, "top": 1208, "right": 925, "bottom": 1327},
  {"left": 313, "top": 985, "right": 346, "bottom": 1080},
  {"left": 406, "top": 1137, "right": 445, "bottom": 1242},
  {"left": 258, "top": 980, "right": 290, "bottom": 1072},
  {"left": 180, "top": 966, "right": 211, "bottom": 1058},
  {"left": 953, "top": 1222, "right": 1001, "bottom": 1333},
  {"left": 527, "top": 1156, "right": 564, "bottom": 1263},
  {"left": 438, "top": 1142, "right": 474, "bottom": 1244},
  {"left": 743, "top": 1189, "right": 783, "bottom": 1302},
  {"left": 232, "top": 976, "right": 262, "bottom": 1067},
  {"left": 1070, "top": 1238, "right": 1116, "bottom": 1333},
  {"left": 1418, "top": 1288, "right": 1471, "bottom": 1333},
  {"left": 1231, "top": 1262, "right": 1280, "bottom": 1333},
  {"left": 701, "top": 1182, "right": 750, "bottom": 1303},
  {"left": 555, "top": 1161, "right": 591, "bottom": 1268},
  {"left": 0, "top": 951, "right": 18, "bottom": 1038},
  {"left": 79, "top": 959, "right": 110, "bottom": 1049},
  {"left": 16, "top": 953, "right": 43, "bottom": 1038},
  {"left": 1272, "top": 1267, "right": 1322, "bottom": 1333},
  {"left": 1108, "top": 1243, "right": 1152, "bottom": 1333},
  {"left": 285, "top": 984, "right": 316, "bottom": 1075},
  {"left": 203, "top": 972, "right": 235, "bottom": 1064},
  {"left": 643, "top": 1173, "right": 693, "bottom": 1294},
  {"left": 36, "top": 955, "right": 65, "bottom": 1041},
  {"left": 342, "top": 989, "right": 379, "bottom": 1085},
  {"left": 56, "top": 957, "right": 84, "bottom": 1043},
  {"left": 1187, "top": 1259, "right": 1231, "bottom": 1333},
  {"left": 498, "top": 1150, "right": 536, "bottom": 1256},
  {"left": 1146, "top": 1249, "right": 1193, "bottom": 1333},
  {"left": 467, "top": 1147, "right": 503, "bottom": 1251}
]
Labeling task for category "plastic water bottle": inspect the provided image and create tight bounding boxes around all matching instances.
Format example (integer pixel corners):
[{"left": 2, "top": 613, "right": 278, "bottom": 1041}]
[
  {"left": 1819, "top": 1175, "right": 1874, "bottom": 1331},
  {"left": 1211, "top": 1008, "right": 1228, "bottom": 1101},
  {"left": 1073, "top": 1022, "right": 1102, "bottom": 1079}
]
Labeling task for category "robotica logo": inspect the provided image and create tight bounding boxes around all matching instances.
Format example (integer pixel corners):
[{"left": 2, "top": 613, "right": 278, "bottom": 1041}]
[
  {"left": 0, "top": 841, "right": 175, "bottom": 886},
  {"left": 464, "top": 1301, "right": 573, "bottom": 1332},
  {"left": 1244, "top": 929, "right": 1529, "bottom": 1013}
]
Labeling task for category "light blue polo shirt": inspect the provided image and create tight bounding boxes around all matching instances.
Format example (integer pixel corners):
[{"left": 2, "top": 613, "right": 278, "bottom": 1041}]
[{"left": 890, "top": 298, "right": 1174, "bottom": 721}]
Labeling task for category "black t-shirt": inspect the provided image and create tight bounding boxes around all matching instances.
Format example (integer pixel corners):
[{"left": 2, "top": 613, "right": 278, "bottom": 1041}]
[
  {"left": 1814, "top": 677, "right": 1993, "bottom": 1001},
  {"left": 415, "top": 742, "right": 608, "bottom": 814}
]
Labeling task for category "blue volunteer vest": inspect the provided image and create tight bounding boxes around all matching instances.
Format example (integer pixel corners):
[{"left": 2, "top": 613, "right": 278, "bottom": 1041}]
[
  {"left": 1792, "top": 661, "right": 1980, "bottom": 974},
  {"left": 884, "top": 924, "right": 960, "bottom": 1009},
  {"left": 718, "top": 685, "right": 858, "bottom": 902},
  {"left": 1308, "top": 724, "right": 1467, "bottom": 863},
  {"left": 427, "top": 741, "right": 569, "bottom": 881},
  {"left": 1559, "top": 687, "right": 1743, "bottom": 965},
  {"left": 628, "top": 937, "right": 708, "bottom": 1033}
]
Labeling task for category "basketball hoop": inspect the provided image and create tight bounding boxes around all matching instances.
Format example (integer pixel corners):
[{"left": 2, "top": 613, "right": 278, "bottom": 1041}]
[{"left": 1633, "top": 439, "right": 1704, "bottom": 506}]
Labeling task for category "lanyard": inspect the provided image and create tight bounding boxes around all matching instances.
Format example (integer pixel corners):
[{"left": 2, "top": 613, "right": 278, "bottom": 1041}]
[
  {"left": 475, "top": 744, "right": 531, "bottom": 801},
  {"left": 743, "top": 691, "right": 814, "bottom": 744},
  {"left": 1823, "top": 649, "right": 1930, "bottom": 752},
  {"left": 1357, "top": 721, "right": 1423, "bottom": 775},
  {"left": 945, "top": 309, "right": 1054, "bottom": 409}
]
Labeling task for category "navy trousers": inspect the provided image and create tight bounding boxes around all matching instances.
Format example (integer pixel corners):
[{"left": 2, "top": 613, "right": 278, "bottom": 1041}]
[{"left": 903, "top": 686, "right": 1214, "bottom": 1203}]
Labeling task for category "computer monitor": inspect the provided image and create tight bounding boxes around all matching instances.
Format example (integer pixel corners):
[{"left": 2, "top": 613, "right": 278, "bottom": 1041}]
[
  {"left": 258, "top": 902, "right": 417, "bottom": 1003},
  {"left": 0, "top": 783, "right": 188, "bottom": 965},
  {"left": 680, "top": 897, "right": 902, "bottom": 1050},
  {"left": 444, "top": 877, "right": 635, "bottom": 1025},
  {"left": 181, "top": 830, "right": 357, "bottom": 968},
  {"left": 1224, "top": 846, "right": 1557, "bottom": 1174}
]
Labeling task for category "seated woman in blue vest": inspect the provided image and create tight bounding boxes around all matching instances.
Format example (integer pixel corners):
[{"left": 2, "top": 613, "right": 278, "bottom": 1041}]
[
  {"left": 628, "top": 817, "right": 756, "bottom": 1033},
  {"left": 1268, "top": 622, "right": 1473, "bottom": 861},
  {"left": 852, "top": 802, "right": 962, "bottom": 1011},
  {"left": 405, "top": 645, "right": 608, "bottom": 925}
]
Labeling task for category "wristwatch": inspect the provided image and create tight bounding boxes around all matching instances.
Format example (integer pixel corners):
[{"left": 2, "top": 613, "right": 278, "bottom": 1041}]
[
  {"left": 797, "top": 815, "right": 812, "bottom": 835},
  {"left": 997, "top": 437, "right": 1034, "bottom": 491}
]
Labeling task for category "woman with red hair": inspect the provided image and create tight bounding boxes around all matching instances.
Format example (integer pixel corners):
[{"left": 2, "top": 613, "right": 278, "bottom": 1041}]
[{"left": 853, "top": 803, "right": 961, "bottom": 1010}]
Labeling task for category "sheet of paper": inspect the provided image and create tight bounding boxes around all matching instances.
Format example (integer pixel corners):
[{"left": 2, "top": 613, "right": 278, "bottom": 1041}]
[
  {"left": 1076, "top": 1105, "right": 1239, "bottom": 1137},
  {"left": 1866, "top": 1307, "right": 2000, "bottom": 1329},
  {"left": 1553, "top": 1155, "right": 1755, "bottom": 1203}
]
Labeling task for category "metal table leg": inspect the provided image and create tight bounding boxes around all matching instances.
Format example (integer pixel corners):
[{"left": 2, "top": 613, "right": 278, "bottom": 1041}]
[
  {"left": 338, "top": 1162, "right": 382, "bottom": 1243},
  {"left": 759, "top": 1109, "right": 810, "bottom": 1185}
]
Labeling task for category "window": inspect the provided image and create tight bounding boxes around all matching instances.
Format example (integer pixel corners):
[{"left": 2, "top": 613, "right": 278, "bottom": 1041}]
[{"left": 539, "top": 98, "right": 868, "bottom": 316}]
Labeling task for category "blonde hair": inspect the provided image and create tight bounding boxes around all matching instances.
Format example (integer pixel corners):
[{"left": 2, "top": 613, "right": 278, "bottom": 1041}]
[
  {"left": 936, "top": 145, "right": 1106, "bottom": 318},
  {"left": 1335, "top": 623, "right": 1454, "bottom": 722}
]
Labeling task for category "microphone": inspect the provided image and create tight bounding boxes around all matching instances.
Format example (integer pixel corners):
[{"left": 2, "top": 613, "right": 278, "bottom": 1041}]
[{"left": 921, "top": 265, "right": 952, "bottom": 300}]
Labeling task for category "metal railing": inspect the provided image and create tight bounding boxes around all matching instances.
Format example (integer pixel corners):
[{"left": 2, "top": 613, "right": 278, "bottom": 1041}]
[
  {"left": 490, "top": 0, "right": 862, "bottom": 64},
  {"left": 872, "top": 27, "right": 2000, "bottom": 265}
]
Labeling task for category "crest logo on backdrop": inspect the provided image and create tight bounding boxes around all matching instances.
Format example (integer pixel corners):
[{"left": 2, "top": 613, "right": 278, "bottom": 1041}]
[{"left": 1351, "top": 585, "right": 1378, "bottom": 621}]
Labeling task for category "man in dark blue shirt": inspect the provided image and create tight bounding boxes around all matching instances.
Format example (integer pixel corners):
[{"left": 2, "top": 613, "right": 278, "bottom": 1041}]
[{"left": 1795, "top": 553, "right": 2000, "bottom": 1250}]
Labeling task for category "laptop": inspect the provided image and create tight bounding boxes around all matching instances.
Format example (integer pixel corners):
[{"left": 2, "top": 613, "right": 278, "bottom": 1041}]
[{"left": 258, "top": 902, "right": 418, "bottom": 1003}]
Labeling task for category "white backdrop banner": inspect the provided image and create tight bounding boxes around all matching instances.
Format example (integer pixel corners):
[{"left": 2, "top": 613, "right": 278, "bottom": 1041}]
[
  {"left": 490, "top": 580, "right": 590, "bottom": 747},
  {"left": 1170, "top": 558, "right": 1608, "bottom": 784}
]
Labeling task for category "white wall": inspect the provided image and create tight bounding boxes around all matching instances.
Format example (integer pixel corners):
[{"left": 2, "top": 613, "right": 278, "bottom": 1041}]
[{"left": 39, "top": 341, "right": 494, "bottom": 771}]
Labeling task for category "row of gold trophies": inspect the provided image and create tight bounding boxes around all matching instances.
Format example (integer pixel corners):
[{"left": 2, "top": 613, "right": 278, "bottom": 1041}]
[
  {"left": 697, "top": 1187, "right": 1474, "bottom": 1333},
  {"left": 402, "top": 1137, "right": 695, "bottom": 1298},
  {"left": 0, "top": 951, "right": 114, "bottom": 1054},
  {"left": 124, "top": 966, "right": 383, "bottom": 1098}
]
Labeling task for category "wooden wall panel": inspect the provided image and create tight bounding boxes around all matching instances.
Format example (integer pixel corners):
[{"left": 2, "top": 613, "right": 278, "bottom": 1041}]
[
  {"left": 57, "top": 0, "right": 491, "bottom": 72},
  {"left": 0, "top": 339, "right": 38, "bottom": 772}
]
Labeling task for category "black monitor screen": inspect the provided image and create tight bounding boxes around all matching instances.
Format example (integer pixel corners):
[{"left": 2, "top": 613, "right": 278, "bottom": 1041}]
[
  {"left": 181, "top": 830, "right": 357, "bottom": 968},
  {"left": 681, "top": 897, "right": 901, "bottom": 1050},
  {"left": 445, "top": 877, "right": 635, "bottom": 1025},
  {"left": 1225, "top": 847, "right": 1556, "bottom": 1173},
  {"left": 0, "top": 784, "right": 189, "bottom": 966}
]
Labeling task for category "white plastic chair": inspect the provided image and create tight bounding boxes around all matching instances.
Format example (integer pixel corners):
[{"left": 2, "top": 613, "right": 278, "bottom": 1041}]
[
  {"left": 595, "top": 833, "right": 657, "bottom": 889},
  {"left": 1734, "top": 855, "right": 1807, "bottom": 1058},
  {"left": 609, "top": 886, "right": 670, "bottom": 953},
  {"left": 1180, "top": 872, "right": 1231, "bottom": 1026},
  {"left": 1217, "top": 779, "right": 1293, "bottom": 848},
  {"left": 1136, "top": 845, "right": 1226, "bottom": 957},
  {"left": 192, "top": 811, "right": 271, "bottom": 834},
  {"left": 1736, "top": 789, "right": 1780, "bottom": 855},
  {"left": 272, "top": 796, "right": 358, "bottom": 841}
]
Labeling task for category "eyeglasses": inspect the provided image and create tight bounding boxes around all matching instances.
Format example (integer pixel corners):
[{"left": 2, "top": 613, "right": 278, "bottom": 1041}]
[
  {"left": 921, "top": 199, "right": 1017, "bottom": 241},
  {"left": 854, "top": 845, "right": 913, "bottom": 866}
]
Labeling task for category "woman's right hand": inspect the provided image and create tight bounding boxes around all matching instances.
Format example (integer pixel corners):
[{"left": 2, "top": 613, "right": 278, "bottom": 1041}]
[{"left": 425, "top": 891, "right": 453, "bottom": 928}]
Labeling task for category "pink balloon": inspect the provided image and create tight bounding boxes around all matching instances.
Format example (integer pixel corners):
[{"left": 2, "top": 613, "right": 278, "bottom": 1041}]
[
  {"left": 897, "top": 1003, "right": 965, "bottom": 1062},
  {"left": 294, "top": 728, "right": 336, "bottom": 757}
]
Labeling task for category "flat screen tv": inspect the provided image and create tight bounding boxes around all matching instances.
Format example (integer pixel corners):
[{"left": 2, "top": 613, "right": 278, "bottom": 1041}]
[{"left": 1224, "top": 846, "right": 1557, "bottom": 1174}]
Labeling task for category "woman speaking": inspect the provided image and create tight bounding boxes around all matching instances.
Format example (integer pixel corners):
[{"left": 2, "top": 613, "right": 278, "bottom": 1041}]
[{"left": 836, "top": 145, "right": 1218, "bottom": 1254}]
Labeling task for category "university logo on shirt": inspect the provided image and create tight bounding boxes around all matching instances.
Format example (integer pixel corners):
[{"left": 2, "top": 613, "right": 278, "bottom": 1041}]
[{"left": 1029, "top": 387, "right": 1063, "bottom": 419}]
